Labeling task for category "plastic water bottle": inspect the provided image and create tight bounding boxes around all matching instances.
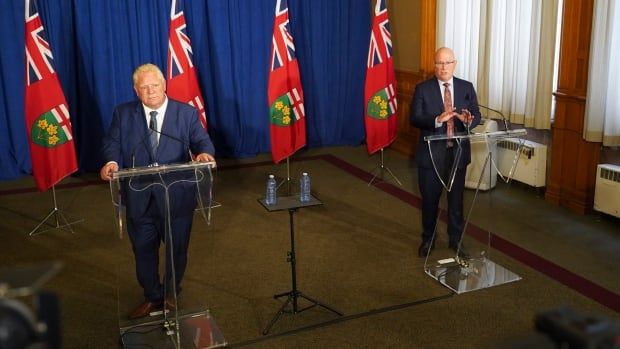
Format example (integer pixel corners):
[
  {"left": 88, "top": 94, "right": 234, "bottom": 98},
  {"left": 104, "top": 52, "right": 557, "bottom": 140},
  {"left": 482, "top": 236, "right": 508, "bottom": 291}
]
[
  {"left": 265, "top": 174, "right": 277, "bottom": 205},
  {"left": 299, "top": 172, "right": 311, "bottom": 202}
]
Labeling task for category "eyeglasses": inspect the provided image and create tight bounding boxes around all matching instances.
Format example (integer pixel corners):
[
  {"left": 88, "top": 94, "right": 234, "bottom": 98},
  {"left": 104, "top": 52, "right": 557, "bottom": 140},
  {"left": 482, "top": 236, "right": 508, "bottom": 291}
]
[{"left": 434, "top": 61, "right": 455, "bottom": 66}]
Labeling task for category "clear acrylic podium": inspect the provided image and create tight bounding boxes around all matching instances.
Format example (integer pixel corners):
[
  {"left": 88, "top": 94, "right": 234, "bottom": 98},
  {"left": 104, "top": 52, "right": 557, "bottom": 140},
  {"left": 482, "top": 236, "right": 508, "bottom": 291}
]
[
  {"left": 109, "top": 161, "right": 226, "bottom": 348},
  {"left": 422, "top": 129, "right": 527, "bottom": 294}
]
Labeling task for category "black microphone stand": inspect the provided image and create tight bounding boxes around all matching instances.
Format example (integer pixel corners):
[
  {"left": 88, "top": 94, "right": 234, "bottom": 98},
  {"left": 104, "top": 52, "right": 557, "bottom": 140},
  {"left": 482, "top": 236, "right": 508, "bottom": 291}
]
[
  {"left": 149, "top": 124, "right": 221, "bottom": 218},
  {"left": 478, "top": 104, "right": 510, "bottom": 131}
]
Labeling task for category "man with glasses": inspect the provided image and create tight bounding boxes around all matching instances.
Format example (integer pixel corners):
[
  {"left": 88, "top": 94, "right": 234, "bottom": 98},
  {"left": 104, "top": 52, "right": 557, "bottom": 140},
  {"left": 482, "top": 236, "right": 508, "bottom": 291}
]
[{"left": 410, "top": 47, "right": 481, "bottom": 258}]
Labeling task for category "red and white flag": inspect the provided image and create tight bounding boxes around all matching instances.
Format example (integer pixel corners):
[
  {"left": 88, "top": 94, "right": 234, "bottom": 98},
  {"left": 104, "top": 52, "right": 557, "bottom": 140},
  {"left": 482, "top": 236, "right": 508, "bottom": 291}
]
[
  {"left": 364, "top": 0, "right": 398, "bottom": 154},
  {"left": 167, "top": 0, "right": 207, "bottom": 129},
  {"left": 267, "top": 0, "right": 307, "bottom": 164},
  {"left": 25, "top": 0, "right": 78, "bottom": 191}
]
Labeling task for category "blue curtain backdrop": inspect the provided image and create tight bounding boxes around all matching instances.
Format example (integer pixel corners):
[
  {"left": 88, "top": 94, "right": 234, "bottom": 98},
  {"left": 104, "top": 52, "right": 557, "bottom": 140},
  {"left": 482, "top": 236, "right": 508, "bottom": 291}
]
[{"left": 0, "top": 0, "right": 370, "bottom": 181}]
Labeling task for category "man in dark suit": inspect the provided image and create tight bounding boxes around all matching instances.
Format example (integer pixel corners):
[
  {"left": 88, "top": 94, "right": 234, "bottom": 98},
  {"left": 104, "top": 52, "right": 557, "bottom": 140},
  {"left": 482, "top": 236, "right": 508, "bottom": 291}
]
[
  {"left": 410, "top": 47, "right": 481, "bottom": 258},
  {"left": 100, "top": 63, "right": 215, "bottom": 319}
]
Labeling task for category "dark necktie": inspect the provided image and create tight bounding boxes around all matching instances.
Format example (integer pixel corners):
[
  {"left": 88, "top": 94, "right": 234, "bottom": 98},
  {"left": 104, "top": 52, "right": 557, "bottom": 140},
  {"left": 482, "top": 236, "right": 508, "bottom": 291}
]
[
  {"left": 444, "top": 82, "right": 454, "bottom": 147},
  {"left": 149, "top": 111, "right": 158, "bottom": 154}
]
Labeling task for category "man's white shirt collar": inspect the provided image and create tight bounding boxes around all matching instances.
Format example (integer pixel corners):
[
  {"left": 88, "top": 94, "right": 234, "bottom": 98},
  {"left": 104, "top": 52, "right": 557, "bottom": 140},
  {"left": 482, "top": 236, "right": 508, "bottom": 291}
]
[{"left": 142, "top": 97, "right": 168, "bottom": 136}]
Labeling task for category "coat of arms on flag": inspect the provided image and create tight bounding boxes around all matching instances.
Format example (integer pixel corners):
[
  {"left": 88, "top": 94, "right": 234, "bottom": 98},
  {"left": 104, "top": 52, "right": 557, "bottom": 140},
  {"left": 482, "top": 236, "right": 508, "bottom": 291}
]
[
  {"left": 167, "top": 0, "right": 208, "bottom": 129},
  {"left": 270, "top": 87, "right": 304, "bottom": 126},
  {"left": 25, "top": 0, "right": 78, "bottom": 191},
  {"left": 364, "top": 0, "right": 398, "bottom": 155},
  {"left": 267, "top": 0, "right": 307, "bottom": 164},
  {"left": 31, "top": 105, "right": 74, "bottom": 147},
  {"left": 367, "top": 84, "right": 397, "bottom": 120}
]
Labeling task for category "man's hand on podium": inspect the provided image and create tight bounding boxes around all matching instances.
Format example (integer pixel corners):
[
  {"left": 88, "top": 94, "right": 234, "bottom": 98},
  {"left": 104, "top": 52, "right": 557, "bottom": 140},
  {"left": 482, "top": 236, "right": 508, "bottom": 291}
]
[
  {"left": 100, "top": 162, "right": 119, "bottom": 181},
  {"left": 195, "top": 153, "right": 216, "bottom": 167}
]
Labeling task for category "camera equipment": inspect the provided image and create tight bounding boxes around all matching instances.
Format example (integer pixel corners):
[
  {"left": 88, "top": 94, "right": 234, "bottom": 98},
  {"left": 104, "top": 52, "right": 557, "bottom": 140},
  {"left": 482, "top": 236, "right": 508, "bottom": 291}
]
[
  {"left": 0, "top": 262, "right": 62, "bottom": 349},
  {"left": 536, "top": 306, "right": 620, "bottom": 349}
]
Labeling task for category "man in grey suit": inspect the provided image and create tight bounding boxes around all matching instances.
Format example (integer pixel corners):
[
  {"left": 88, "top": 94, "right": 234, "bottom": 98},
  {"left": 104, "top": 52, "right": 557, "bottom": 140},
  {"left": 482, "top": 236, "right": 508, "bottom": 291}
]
[
  {"left": 410, "top": 47, "right": 481, "bottom": 258},
  {"left": 100, "top": 63, "right": 215, "bottom": 319}
]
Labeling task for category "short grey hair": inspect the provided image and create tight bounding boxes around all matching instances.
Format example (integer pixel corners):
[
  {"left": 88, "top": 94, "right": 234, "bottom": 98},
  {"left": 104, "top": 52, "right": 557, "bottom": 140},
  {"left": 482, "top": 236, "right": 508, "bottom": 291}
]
[{"left": 132, "top": 63, "right": 165, "bottom": 87}]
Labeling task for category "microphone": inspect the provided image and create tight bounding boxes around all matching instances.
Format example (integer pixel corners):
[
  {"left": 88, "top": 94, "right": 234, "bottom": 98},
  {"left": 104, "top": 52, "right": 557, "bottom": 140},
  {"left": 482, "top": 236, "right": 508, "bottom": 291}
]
[
  {"left": 130, "top": 127, "right": 157, "bottom": 168},
  {"left": 478, "top": 104, "right": 510, "bottom": 131},
  {"left": 463, "top": 94, "right": 473, "bottom": 134},
  {"left": 148, "top": 124, "right": 194, "bottom": 163}
]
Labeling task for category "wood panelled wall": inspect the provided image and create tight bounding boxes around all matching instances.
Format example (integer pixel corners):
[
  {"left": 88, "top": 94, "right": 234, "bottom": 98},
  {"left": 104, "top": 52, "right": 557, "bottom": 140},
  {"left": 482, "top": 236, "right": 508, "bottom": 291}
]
[
  {"left": 394, "top": 0, "right": 600, "bottom": 213},
  {"left": 392, "top": 71, "right": 424, "bottom": 155},
  {"left": 392, "top": 0, "right": 436, "bottom": 156},
  {"left": 546, "top": 0, "right": 600, "bottom": 214}
]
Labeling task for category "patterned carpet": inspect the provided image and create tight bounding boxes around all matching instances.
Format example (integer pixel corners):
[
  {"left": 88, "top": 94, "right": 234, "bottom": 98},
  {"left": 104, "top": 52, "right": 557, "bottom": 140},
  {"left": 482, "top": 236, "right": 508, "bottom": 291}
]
[{"left": 1, "top": 146, "right": 618, "bottom": 348}]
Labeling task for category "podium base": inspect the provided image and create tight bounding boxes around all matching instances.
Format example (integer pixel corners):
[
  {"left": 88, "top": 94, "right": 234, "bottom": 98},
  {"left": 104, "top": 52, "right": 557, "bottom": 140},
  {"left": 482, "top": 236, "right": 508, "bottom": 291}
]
[
  {"left": 120, "top": 309, "right": 227, "bottom": 349},
  {"left": 425, "top": 257, "right": 521, "bottom": 294}
]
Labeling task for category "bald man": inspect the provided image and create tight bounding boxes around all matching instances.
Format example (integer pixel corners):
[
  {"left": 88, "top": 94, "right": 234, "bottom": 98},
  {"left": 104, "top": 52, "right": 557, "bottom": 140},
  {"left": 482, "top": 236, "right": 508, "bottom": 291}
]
[{"left": 410, "top": 47, "right": 481, "bottom": 258}]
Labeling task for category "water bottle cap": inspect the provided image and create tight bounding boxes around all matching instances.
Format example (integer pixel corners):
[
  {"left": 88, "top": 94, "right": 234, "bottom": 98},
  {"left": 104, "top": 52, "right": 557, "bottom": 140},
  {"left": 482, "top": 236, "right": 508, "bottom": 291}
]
[
  {"left": 269, "top": 174, "right": 274, "bottom": 178},
  {"left": 302, "top": 172, "right": 308, "bottom": 176}
]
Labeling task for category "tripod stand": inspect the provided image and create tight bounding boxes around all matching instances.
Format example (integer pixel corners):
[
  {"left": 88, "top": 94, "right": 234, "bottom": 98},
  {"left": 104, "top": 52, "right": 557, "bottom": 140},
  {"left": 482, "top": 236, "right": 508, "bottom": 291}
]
[
  {"left": 368, "top": 148, "right": 402, "bottom": 186},
  {"left": 29, "top": 186, "right": 83, "bottom": 236},
  {"left": 259, "top": 195, "right": 342, "bottom": 335}
]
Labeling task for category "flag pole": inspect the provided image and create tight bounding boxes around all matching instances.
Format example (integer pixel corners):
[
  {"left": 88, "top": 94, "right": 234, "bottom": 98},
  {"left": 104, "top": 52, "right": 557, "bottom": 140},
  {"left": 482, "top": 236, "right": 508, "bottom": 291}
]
[
  {"left": 276, "top": 156, "right": 292, "bottom": 196},
  {"left": 29, "top": 185, "right": 83, "bottom": 236},
  {"left": 368, "top": 148, "right": 402, "bottom": 186},
  {"left": 286, "top": 156, "right": 291, "bottom": 196}
]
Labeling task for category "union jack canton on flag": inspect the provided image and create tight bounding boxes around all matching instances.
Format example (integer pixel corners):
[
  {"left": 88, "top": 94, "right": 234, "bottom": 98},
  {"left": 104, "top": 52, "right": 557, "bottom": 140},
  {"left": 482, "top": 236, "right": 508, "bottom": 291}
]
[{"left": 167, "top": 0, "right": 208, "bottom": 129}]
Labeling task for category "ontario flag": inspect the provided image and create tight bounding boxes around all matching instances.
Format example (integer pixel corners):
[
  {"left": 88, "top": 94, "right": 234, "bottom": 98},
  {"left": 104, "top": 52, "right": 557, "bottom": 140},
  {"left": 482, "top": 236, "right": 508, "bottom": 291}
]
[
  {"left": 364, "top": 0, "right": 397, "bottom": 155},
  {"left": 267, "top": 0, "right": 306, "bottom": 164},
  {"left": 25, "top": 0, "right": 78, "bottom": 191},
  {"left": 167, "top": 0, "right": 207, "bottom": 129}
]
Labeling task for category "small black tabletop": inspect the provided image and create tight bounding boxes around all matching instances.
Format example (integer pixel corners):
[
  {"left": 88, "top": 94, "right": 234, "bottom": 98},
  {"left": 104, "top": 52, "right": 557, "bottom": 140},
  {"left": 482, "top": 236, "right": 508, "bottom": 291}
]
[{"left": 258, "top": 194, "right": 322, "bottom": 212}]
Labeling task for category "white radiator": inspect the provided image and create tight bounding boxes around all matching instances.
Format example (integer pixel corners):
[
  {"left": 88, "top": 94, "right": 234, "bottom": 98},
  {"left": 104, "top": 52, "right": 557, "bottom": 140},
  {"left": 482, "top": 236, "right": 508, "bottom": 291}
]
[
  {"left": 465, "top": 119, "right": 498, "bottom": 190},
  {"left": 496, "top": 138, "right": 547, "bottom": 187},
  {"left": 594, "top": 164, "right": 620, "bottom": 218}
]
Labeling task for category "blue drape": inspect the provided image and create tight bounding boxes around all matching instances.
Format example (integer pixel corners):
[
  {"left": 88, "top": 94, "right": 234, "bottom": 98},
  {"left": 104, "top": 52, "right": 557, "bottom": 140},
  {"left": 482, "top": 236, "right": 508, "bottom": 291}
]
[{"left": 0, "top": 0, "right": 370, "bottom": 180}]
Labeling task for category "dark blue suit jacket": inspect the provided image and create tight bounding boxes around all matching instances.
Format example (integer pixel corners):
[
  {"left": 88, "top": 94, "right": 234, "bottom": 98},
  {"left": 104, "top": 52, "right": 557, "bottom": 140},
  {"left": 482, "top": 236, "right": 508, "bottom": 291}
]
[
  {"left": 410, "top": 76, "right": 481, "bottom": 170},
  {"left": 102, "top": 98, "right": 215, "bottom": 219}
]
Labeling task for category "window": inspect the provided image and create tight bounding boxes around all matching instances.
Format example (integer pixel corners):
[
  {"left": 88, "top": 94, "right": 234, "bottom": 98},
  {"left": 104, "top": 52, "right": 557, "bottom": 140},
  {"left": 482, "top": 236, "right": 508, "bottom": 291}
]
[{"left": 437, "top": 0, "right": 560, "bottom": 130}]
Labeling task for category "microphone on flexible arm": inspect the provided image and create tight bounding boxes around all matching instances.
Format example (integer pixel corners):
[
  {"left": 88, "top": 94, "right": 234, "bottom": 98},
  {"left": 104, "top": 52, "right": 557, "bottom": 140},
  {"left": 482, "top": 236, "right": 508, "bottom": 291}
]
[
  {"left": 478, "top": 104, "right": 510, "bottom": 131},
  {"left": 130, "top": 127, "right": 157, "bottom": 168},
  {"left": 147, "top": 123, "right": 194, "bottom": 163},
  {"left": 463, "top": 93, "right": 472, "bottom": 135}
]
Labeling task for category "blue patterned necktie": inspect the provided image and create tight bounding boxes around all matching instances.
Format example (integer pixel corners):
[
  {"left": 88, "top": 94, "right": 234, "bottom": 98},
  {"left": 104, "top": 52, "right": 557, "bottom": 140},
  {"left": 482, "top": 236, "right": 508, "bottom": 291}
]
[{"left": 149, "top": 111, "right": 158, "bottom": 154}]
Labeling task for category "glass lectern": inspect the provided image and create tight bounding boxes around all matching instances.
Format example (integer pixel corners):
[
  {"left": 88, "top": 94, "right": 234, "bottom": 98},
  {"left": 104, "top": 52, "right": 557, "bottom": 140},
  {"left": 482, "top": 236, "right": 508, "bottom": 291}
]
[
  {"left": 422, "top": 129, "right": 527, "bottom": 294},
  {"left": 109, "top": 161, "right": 226, "bottom": 348}
]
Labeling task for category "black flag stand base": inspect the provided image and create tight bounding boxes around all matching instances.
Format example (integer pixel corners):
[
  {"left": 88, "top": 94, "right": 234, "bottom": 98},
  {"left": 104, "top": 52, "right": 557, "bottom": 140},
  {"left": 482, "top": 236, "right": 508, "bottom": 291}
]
[
  {"left": 29, "top": 185, "right": 83, "bottom": 236},
  {"left": 276, "top": 157, "right": 293, "bottom": 196},
  {"left": 368, "top": 148, "right": 402, "bottom": 187}
]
